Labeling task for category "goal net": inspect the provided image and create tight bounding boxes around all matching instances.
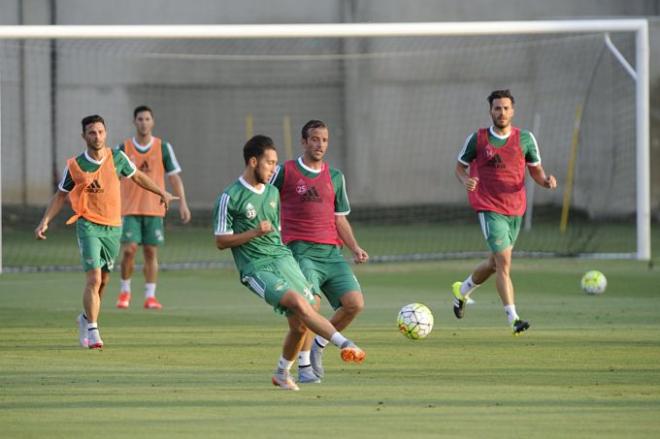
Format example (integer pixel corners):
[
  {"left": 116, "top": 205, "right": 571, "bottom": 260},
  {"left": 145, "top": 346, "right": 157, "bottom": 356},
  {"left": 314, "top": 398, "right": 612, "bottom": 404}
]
[{"left": 0, "top": 21, "right": 650, "bottom": 272}]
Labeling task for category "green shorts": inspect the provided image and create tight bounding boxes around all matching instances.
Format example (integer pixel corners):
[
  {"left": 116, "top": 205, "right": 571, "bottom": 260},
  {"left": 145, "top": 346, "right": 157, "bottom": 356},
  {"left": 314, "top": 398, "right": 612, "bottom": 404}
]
[
  {"left": 121, "top": 215, "right": 164, "bottom": 246},
  {"left": 240, "top": 255, "right": 316, "bottom": 315},
  {"left": 288, "top": 241, "right": 362, "bottom": 311},
  {"left": 76, "top": 218, "right": 121, "bottom": 272},
  {"left": 478, "top": 211, "right": 522, "bottom": 253}
]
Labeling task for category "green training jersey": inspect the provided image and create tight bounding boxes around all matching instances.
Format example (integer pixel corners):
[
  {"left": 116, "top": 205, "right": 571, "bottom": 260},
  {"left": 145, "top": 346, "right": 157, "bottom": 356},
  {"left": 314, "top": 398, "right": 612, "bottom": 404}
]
[
  {"left": 213, "top": 177, "right": 291, "bottom": 274},
  {"left": 58, "top": 148, "right": 136, "bottom": 192},
  {"left": 116, "top": 137, "right": 181, "bottom": 175},
  {"left": 269, "top": 157, "right": 351, "bottom": 214},
  {"left": 457, "top": 126, "right": 541, "bottom": 166}
]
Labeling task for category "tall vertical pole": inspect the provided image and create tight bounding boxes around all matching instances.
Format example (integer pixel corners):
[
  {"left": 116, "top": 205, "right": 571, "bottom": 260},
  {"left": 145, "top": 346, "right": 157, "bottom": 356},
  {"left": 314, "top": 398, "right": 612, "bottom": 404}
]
[
  {"left": 49, "top": 0, "right": 58, "bottom": 191},
  {"left": 636, "top": 23, "right": 651, "bottom": 260},
  {"left": 0, "top": 55, "right": 3, "bottom": 274}
]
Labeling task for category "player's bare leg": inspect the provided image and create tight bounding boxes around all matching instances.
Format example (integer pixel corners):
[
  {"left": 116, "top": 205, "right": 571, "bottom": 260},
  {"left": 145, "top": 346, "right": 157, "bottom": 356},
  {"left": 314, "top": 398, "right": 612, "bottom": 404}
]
[
  {"left": 120, "top": 242, "right": 138, "bottom": 281},
  {"left": 453, "top": 254, "right": 495, "bottom": 318},
  {"left": 283, "top": 317, "right": 307, "bottom": 361},
  {"left": 142, "top": 245, "right": 161, "bottom": 309},
  {"left": 83, "top": 268, "right": 103, "bottom": 323},
  {"left": 493, "top": 248, "right": 529, "bottom": 335},
  {"left": 272, "top": 315, "right": 306, "bottom": 391},
  {"left": 82, "top": 268, "right": 106, "bottom": 349},
  {"left": 280, "top": 292, "right": 337, "bottom": 341},
  {"left": 329, "top": 291, "right": 364, "bottom": 330},
  {"left": 306, "top": 291, "right": 364, "bottom": 379},
  {"left": 472, "top": 254, "right": 497, "bottom": 285},
  {"left": 98, "top": 270, "right": 110, "bottom": 301},
  {"left": 279, "top": 291, "right": 365, "bottom": 364},
  {"left": 117, "top": 242, "right": 138, "bottom": 308},
  {"left": 143, "top": 245, "right": 158, "bottom": 285},
  {"left": 298, "top": 296, "right": 322, "bottom": 383},
  {"left": 493, "top": 248, "right": 514, "bottom": 306}
]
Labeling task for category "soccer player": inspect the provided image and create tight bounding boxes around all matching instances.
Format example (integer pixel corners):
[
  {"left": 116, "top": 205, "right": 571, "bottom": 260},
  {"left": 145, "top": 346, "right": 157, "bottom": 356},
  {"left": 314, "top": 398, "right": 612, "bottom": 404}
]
[
  {"left": 452, "top": 89, "right": 557, "bottom": 335},
  {"left": 270, "top": 120, "right": 368, "bottom": 384},
  {"left": 34, "top": 115, "right": 176, "bottom": 349},
  {"left": 213, "top": 134, "right": 366, "bottom": 391},
  {"left": 115, "top": 106, "right": 191, "bottom": 310}
]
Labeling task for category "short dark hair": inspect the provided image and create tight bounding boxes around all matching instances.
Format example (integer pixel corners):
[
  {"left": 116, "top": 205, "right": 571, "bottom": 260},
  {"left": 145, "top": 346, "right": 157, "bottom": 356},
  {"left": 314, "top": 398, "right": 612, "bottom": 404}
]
[
  {"left": 487, "top": 89, "right": 515, "bottom": 108},
  {"left": 81, "top": 114, "right": 105, "bottom": 133},
  {"left": 133, "top": 105, "right": 153, "bottom": 119},
  {"left": 301, "top": 120, "right": 328, "bottom": 140},
  {"left": 243, "top": 135, "right": 276, "bottom": 165}
]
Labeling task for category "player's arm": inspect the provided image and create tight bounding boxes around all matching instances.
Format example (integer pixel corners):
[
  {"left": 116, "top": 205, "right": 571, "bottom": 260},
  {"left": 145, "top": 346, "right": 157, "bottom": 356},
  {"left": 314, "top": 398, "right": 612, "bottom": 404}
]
[
  {"left": 455, "top": 133, "right": 478, "bottom": 191},
  {"left": 131, "top": 169, "right": 178, "bottom": 209},
  {"left": 215, "top": 221, "right": 274, "bottom": 250},
  {"left": 167, "top": 173, "right": 191, "bottom": 223},
  {"left": 336, "top": 215, "right": 368, "bottom": 264},
  {"left": 332, "top": 169, "right": 368, "bottom": 263},
  {"left": 524, "top": 131, "right": 556, "bottom": 189},
  {"left": 34, "top": 190, "right": 69, "bottom": 240},
  {"left": 162, "top": 142, "right": 191, "bottom": 222},
  {"left": 455, "top": 162, "right": 478, "bottom": 192},
  {"left": 528, "top": 164, "right": 557, "bottom": 189}
]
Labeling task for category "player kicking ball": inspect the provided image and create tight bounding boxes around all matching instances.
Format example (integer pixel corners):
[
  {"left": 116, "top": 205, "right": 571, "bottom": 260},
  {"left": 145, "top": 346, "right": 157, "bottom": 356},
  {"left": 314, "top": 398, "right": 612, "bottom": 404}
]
[
  {"left": 270, "top": 120, "right": 368, "bottom": 384},
  {"left": 213, "top": 135, "right": 365, "bottom": 390}
]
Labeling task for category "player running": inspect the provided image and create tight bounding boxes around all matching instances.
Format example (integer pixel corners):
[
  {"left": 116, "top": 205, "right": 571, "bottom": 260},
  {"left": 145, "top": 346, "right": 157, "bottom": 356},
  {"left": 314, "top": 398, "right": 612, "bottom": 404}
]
[
  {"left": 452, "top": 89, "right": 557, "bottom": 335},
  {"left": 213, "top": 135, "right": 365, "bottom": 391},
  {"left": 115, "top": 106, "right": 191, "bottom": 310},
  {"left": 35, "top": 115, "right": 176, "bottom": 349},
  {"left": 270, "top": 120, "right": 368, "bottom": 384}
]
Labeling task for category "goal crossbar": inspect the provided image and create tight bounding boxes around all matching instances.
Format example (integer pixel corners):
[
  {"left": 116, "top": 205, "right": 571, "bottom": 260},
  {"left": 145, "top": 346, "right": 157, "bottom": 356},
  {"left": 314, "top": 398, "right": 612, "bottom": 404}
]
[{"left": 0, "top": 20, "right": 649, "bottom": 39}]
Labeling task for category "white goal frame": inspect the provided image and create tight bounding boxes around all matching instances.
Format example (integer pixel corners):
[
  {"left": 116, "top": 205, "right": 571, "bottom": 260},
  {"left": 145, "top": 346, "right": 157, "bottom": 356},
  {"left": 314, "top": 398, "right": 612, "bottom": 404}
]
[{"left": 0, "top": 20, "right": 651, "bottom": 272}]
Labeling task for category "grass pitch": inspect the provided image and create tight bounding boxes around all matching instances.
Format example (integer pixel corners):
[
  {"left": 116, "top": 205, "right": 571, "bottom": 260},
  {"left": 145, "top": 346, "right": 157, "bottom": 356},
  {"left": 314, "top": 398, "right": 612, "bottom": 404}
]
[{"left": 1, "top": 259, "right": 659, "bottom": 438}]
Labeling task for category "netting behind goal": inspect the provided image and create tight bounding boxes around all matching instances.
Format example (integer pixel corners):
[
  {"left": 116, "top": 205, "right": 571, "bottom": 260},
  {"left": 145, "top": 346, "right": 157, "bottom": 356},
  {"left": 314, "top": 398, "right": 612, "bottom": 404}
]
[{"left": 0, "top": 29, "right": 641, "bottom": 271}]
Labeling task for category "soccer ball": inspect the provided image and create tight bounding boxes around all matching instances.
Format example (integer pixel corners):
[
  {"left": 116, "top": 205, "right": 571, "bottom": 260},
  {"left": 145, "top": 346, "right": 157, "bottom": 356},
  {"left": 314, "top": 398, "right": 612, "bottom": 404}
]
[
  {"left": 581, "top": 270, "right": 607, "bottom": 295},
  {"left": 397, "top": 303, "right": 434, "bottom": 340}
]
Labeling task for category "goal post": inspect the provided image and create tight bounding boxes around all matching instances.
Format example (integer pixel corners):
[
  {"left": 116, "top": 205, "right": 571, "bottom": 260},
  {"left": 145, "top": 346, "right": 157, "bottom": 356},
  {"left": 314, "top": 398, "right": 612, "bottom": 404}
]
[
  {"left": 634, "top": 23, "right": 651, "bottom": 262},
  {"left": 0, "top": 20, "right": 651, "bottom": 273}
]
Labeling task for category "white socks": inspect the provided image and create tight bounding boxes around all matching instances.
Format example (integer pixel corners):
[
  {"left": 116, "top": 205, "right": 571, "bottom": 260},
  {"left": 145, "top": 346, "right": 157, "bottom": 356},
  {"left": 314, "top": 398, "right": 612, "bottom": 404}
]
[
  {"left": 329, "top": 332, "right": 348, "bottom": 348},
  {"left": 314, "top": 335, "right": 329, "bottom": 349},
  {"left": 277, "top": 355, "right": 294, "bottom": 372},
  {"left": 461, "top": 275, "right": 520, "bottom": 324},
  {"left": 504, "top": 304, "right": 519, "bottom": 324},
  {"left": 298, "top": 350, "right": 311, "bottom": 367},
  {"left": 144, "top": 283, "right": 156, "bottom": 299},
  {"left": 120, "top": 279, "right": 131, "bottom": 293},
  {"left": 122, "top": 280, "right": 157, "bottom": 299},
  {"left": 460, "top": 275, "right": 480, "bottom": 297}
]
